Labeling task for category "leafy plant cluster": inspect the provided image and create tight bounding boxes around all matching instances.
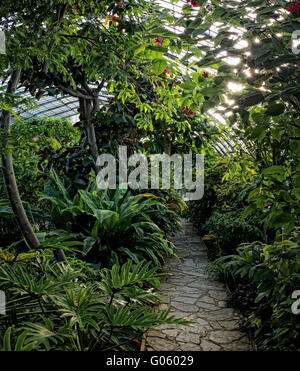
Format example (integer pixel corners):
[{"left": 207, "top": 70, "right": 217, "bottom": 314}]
[
  {"left": 0, "top": 117, "right": 80, "bottom": 245},
  {"left": 0, "top": 117, "right": 80, "bottom": 203},
  {"left": 202, "top": 210, "right": 263, "bottom": 260},
  {"left": 42, "top": 170, "right": 179, "bottom": 268},
  {"left": 188, "top": 157, "right": 262, "bottom": 258},
  {"left": 0, "top": 257, "right": 188, "bottom": 351},
  {"left": 1, "top": 0, "right": 299, "bottom": 352},
  {"left": 188, "top": 113, "right": 299, "bottom": 349},
  {"left": 0, "top": 160, "right": 184, "bottom": 351},
  {"left": 214, "top": 230, "right": 300, "bottom": 351}
]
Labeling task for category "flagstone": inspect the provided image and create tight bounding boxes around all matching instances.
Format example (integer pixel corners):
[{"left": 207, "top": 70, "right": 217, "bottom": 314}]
[{"left": 145, "top": 219, "right": 252, "bottom": 352}]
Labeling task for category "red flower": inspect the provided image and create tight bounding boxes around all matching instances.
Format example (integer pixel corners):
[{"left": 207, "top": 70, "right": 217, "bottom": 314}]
[
  {"left": 154, "top": 38, "right": 163, "bottom": 45},
  {"left": 187, "top": 0, "right": 199, "bottom": 6},
  {"left": 182, "top": 106, "right": 194, "bottom": 116},
  {"left": 162, "top": 68, "right": 168, "bottom": 74},
  {"left": 202, "top": 72, "right": 209, "bottom": 78},
  {"left": 288, "top": 2, "right": 300, "bottom": 13}
]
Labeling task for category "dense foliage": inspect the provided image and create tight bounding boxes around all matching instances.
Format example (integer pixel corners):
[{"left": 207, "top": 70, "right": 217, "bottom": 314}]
[
  {"left": 181, "top": 0, "right": 300, "bottom": 351},
  {"left": 42, "top": 170, "right": 179, "bottom": 267},
  {"left": 0, "top": 257, "right": 188, "bottom": 351},
  {"left": 214, "top": 231, "right": 300, "bottom": 351},
  {"left": 0, "top": 0, "right": 299, "bottom": 352}
]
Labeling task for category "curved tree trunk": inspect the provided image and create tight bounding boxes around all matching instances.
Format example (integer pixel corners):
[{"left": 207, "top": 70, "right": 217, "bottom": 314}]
[{"left": 0, "top": 70, "right": 67, "bottom": 262}]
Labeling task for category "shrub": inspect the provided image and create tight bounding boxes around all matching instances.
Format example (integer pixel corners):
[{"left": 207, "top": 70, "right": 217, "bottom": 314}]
[
  {"left": 0, "top": 258, "right": 189, "bottom": 351},
  {"left": 0, "top": 117, "right": 80, "bottom": 206},
  {"left": 188, "top": 157, "right": 255, "bottom": 235},
  {"left": 202, "top": 209, "right": 263, "bottom": 259},
  {"left": 42, "top": 171, "right": 178, "bottom": 268},
  {"left": 149, "top": 189, "right": 186, "bottom": 236},
  {"left": 214, "top": 230, "right": 300, "bottom": 351},
  {"left": 11, "top": 117, "right": 80, "bottom": 148},
  {"left": 0, "top": 117, "right": 85, "bottom": 248}
]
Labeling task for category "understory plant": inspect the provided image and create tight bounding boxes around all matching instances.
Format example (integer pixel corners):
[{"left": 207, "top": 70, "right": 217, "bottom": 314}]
[
  {"left": 0, "top": 257, "right": 189, "bottom": 351},
  {"left": 188, "top": 156, "right": 261, "bottom": 258},
  {"left": 42, "top": 170, "right": 178, "bottom": 268},
  {"left": 214, "top": 229, "right": 300, "bottom": 351},
  {"left": 0, "top": 117, "right": 80, "bottom": 205},
  {"left": 202, "top": 210, "right": 263, "bottom": 260}
]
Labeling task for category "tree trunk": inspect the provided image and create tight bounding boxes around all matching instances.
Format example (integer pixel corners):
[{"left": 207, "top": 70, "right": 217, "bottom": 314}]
[
  {"left": 164, "top": 131, "right": 172, "bottom": 155},
  {"left": 79, "top": 97, "right": 100, "bottom": 171},
  {"left": 0, "top": 70, "right": 67, "bottom": 262}
]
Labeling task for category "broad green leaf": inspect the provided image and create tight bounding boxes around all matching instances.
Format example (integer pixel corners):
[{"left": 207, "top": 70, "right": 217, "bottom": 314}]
[
  {"left": 264, "top": 103, "right": 285, "bottom": 116},
  {"left": 152, "top": 59, "right": 167, "bottom": 75},
  {"left": 180, "top": 80, "right": 197, "bottom": 90}
]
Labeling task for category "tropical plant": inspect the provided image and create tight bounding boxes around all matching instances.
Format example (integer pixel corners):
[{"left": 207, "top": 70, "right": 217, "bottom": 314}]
[
  {"left": 42, "top": 170, "right": 177, "bottom": 267},
  {"left": 1, "top": 117, "right": 80, "bottom": 204},
  {"left": 149, "top": 189, "right": 186, "bottom": 235},
  {"left": 214, "top": 229, "right": 300, "bottom": 351},
  {"left": 0, "top": 328, "right": 38, "bottom": 351},
  {"left": 202, "top": 209, "right": 263, "bottom": 259},
  {"left": 0, "top": 259, "right": 190, "bottom": 351},
  {"left": 11, "top": 117, "right": 80, "bottom": 150}
]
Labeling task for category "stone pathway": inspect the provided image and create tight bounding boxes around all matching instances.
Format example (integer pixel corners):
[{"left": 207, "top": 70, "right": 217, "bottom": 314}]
[{"left": 145, "top": 219, "right": 252, "bottom": 351}]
